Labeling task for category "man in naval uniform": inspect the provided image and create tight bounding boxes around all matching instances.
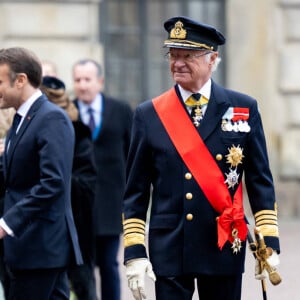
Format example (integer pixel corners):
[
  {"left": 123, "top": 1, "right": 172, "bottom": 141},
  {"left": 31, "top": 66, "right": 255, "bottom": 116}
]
[{"left": 122, "top": 16, "right": 280, "bottom": 300}]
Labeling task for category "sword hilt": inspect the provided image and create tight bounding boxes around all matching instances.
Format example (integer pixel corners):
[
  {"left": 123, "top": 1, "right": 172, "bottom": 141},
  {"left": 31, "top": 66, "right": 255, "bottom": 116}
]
[{"left": 254, "top": 227, "right": 282, "bottom": 286}]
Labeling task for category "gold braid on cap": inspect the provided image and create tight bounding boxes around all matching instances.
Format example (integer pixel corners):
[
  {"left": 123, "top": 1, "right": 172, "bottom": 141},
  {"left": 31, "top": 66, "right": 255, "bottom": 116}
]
[
  {"left": 164, "top": 39, "right": 214, "bottom": 50},
  {"left": 123, "top": 217, "right": 146, "bottom": 248},
  {"left": 254, "top": 205, "right": 279, "bottom": 237}
]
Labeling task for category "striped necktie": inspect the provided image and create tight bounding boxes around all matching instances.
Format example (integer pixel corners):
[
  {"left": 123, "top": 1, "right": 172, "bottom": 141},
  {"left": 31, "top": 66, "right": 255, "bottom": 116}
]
[{"left": 185, "top": 94, "right": 209, "bottom": 127}]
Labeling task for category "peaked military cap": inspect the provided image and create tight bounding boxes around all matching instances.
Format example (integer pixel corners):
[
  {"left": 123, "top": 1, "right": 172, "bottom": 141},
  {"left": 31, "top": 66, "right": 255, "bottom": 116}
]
[{"left": 164, "top": 16, "right": 225, "bottom": 51}]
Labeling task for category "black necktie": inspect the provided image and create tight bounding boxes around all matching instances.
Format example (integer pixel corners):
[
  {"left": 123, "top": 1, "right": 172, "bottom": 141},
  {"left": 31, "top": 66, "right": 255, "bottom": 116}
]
[
  {"left": 8, "top": 113, "right": 22, "bottom": 141},
  {"left": 7, "top": 113, "right": 21, "bottom": 153},
  {"left": 191, "top": 93, "right": 201, "bottom": 101},
  {"left": 87, "top": 107, "right": 95, "bottom": 133}
]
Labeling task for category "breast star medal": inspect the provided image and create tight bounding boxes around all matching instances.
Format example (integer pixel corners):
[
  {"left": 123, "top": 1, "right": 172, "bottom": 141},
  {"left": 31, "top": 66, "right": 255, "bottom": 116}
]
[
  {"left": 231, "top": 228, "right": 242, "bottom": 254},
  {"left": 225, "top": 168, "right": 239, "bottom": 189},
  {"left": 224, "top": 145, "right": 244, "bottom": 189}
]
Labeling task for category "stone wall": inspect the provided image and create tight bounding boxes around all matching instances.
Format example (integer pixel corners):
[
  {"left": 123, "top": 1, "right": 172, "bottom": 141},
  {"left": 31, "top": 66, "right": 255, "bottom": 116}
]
[
  {"left": 0, "top": 0, "right": 103, "bottom": 91},
  {"left": 1, "top": 0, "right": 300, "bottom": 216}
]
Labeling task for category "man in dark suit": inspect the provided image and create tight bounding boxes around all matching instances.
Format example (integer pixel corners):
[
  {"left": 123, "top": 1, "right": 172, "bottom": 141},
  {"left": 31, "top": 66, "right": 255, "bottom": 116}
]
[
  {"left": 122, "top": 17, "right": 281, "bottom": 300},
  {"left": 0, "top": 47, "right": 83, "bottom": 300},
  {"left": 41, "top": 75, "right": 98, "bottom": 300},
  {"left": 72, "top": 59, "right": 133, "bottom": 300}
]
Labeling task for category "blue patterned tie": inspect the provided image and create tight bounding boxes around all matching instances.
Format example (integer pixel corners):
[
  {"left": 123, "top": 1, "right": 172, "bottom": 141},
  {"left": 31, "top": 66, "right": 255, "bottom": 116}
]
[{"left": 87, "top": 107, "right": 95, "bottom": 133}]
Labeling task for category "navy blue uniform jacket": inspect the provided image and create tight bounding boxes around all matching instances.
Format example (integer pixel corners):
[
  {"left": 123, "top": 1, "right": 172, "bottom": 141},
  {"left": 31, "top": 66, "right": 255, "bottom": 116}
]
[
  {"left": 0, "top": 95, "right": 83, "bottom": 269},
  {"left": 123, "top": 82, "right": 280, "bottom": 277}
]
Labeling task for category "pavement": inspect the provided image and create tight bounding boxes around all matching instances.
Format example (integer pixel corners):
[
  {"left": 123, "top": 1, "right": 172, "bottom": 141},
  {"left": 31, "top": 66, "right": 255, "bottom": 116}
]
[
  {"left": 119, "top": 218, "right": 299, "bottom": 300},
  {"left": 0, "top": 218, "right": 297, "bottom": 299}
]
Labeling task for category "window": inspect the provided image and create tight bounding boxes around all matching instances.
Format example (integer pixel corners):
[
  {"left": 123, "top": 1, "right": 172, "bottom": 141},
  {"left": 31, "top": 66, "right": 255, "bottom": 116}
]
[{"left": 100, "top": 0, "right": 226, "bottom": 108}]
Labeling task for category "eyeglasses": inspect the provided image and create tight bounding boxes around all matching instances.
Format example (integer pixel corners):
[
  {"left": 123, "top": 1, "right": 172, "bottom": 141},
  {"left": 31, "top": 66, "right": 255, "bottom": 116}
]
[{"left": 165, "top": 51, "right": 211, "bottom": 62}]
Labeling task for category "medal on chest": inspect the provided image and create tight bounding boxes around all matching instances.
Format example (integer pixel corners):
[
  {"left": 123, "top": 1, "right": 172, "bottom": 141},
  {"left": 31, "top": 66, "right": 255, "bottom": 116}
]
[
  {"left": 231, "top": 228, "right": 242, "bottom": 254},
  {"left": 224, "top": 145, "right": 245, "bottom": 253},
  {"left": 224, "top": 145, "right": 244, "bottom": 189},
  {"left": 221, "top": 107, "right": 251, "bottom": 132}
]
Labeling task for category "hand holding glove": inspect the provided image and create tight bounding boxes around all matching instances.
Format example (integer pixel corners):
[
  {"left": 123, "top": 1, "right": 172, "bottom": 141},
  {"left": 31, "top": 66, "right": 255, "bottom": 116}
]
[
  {"left": 255, "top": 249, "right": 280, "bottom": 282},
  {"left": 126, "top": 258, "right": 156, "bottom": 300}
]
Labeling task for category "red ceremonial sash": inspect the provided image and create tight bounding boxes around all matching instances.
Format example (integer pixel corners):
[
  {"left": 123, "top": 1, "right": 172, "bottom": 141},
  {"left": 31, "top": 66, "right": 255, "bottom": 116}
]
[{"left": 152, "top": 88, "right": 247, "bottom": 249}]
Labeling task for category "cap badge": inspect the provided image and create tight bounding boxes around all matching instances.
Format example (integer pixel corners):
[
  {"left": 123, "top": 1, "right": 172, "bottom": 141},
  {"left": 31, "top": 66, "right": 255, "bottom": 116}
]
[{"left": 170, "top": 21, "right": 187, "bottom": 39}]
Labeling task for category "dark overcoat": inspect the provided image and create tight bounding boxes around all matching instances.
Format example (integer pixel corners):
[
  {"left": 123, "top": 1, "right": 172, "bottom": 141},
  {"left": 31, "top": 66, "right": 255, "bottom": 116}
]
[
  {"left": 71, "top": 121, "right": 96, "bottom": 262},
  {"left": 74, "top": 95, "right": 132, "bottom": 236}
]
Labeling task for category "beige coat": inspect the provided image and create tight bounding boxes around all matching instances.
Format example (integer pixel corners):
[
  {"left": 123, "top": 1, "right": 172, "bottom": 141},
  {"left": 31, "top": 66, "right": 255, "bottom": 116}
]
[{"left": 0, "top": 108, "right": 15, "bottom": 138}]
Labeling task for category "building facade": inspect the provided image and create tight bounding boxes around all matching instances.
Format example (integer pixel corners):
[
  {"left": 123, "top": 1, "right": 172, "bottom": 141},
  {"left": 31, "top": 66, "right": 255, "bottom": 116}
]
[{"left": 0, "top": 0, "right": 299, "bottom": 216}]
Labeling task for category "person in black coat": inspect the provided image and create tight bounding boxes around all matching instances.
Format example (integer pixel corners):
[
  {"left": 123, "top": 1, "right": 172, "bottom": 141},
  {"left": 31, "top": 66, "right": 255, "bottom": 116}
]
[
  {"left": 41, "top": 75, "right": 97, "bottom": 300},
  {"left": 72, "top": 59, "right": 133, "bottom": 300}
]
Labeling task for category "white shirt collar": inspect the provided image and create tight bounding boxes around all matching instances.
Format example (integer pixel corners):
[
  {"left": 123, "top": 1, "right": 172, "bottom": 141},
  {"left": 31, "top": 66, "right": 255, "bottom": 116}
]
[
  {"left": 78, "top": 94, "right": 102, "bottom": 114},
  {"left": 179, "top": 79, "right": 212, "bottom": 102},
  {"left": 17, "top": 90, "right": 42, "bottom": 118},
  {"left": 77, "top": 94, "right": 103, "bottom": 126}
]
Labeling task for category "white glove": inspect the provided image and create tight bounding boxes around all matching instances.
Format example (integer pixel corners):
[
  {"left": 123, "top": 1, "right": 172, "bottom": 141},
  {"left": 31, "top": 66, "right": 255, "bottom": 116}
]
[
  {"left": 255, "top": 250, "right": 280, "bottom": 280},
  {"left": 126, "top": 258, "right": 156, "bottom": 300}
]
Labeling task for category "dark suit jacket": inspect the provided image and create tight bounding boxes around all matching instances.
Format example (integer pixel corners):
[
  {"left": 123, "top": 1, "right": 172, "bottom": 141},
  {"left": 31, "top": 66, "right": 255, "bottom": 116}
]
[
  {"left": 0, "top": 95, "right": 83, "bottom": 270},
  {"left": 71, "top": 121, "right": 96, "bottom": 263},
  {"left": 123, "top": 82, "right": 280, "bottom": 276},
  {"left": 74, "top": 95, "right": 132, "bottom": 236}
]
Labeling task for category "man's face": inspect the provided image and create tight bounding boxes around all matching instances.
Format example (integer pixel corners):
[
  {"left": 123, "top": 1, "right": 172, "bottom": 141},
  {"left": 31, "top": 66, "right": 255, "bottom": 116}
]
[
  {"left": 0, "top": 64, "right": 19, "bottom": 110},
  {"left": 72, "top": 62, "right": 104, "bottom": 105},
  {"left": 168, "top": 48, "right": 218, "bottom": 92}
]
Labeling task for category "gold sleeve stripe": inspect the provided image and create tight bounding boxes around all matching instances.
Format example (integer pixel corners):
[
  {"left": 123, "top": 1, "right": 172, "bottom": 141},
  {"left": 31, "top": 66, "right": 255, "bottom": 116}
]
[
  {"left": 254, "top": 209, "right": 277, "bottom": 218},
  {"left": 255, "top": 215, "right": 277, "bottom": 222},
  {"left": 123, "top": 218, "right": 146, "bottom": 226},
  {"left": 256, "top": 219, "right": 278, "bottom": 226},
  {"left": 124, "top": 223, "right": 145, "bottom": 231},
  {"left": 123, "top": 232, "right": 145, "bottom": 248},
  {"left": 255, "top": 217, "right": 278, "bottom": 225},
  {"left": 256, "top": 224, "right": 279, "bottom": 237},
  {"left": 255, "top": 210, "right": 277, "bottom": 222},
  {"left": 254, "top": 209, "right": 279, "bottom": 237},
  {"left": 124, "top": 228, "right": 145, "bottom": 235},
  {"left": 123, "top": 218, "right": 146, "bottom": 248}
]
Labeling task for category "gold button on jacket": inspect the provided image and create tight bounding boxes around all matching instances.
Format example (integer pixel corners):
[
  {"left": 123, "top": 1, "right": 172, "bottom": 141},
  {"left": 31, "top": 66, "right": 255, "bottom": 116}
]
[
  {"left": 185, "top": 192, "right": 193, "bottom": 200},
  {"left": 186, "top": 213, "right": 193, "bottom": 221},
  {"left": 185, "top": 172, "right": 192, "bottom": 180},
  {"left": 216, "top": 154, "right": 223, "bottom": 161}
]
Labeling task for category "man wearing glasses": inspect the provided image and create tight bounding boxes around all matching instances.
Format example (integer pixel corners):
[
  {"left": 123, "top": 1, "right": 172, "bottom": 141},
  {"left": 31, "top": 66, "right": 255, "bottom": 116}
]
[{"left": 122, "top": 16, "right": 280, "bottom": 300}]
